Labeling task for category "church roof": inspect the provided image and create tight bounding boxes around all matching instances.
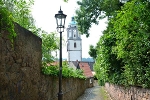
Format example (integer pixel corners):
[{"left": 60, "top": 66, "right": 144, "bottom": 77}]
[
  {"left": 69, "top": 17, "right": 77, "bottom": 25},
  {"left": 71, "top": 61, "right": 94, "bottom": 78}
]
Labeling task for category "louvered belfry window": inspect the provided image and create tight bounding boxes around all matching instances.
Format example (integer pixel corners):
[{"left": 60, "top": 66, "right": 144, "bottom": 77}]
[{"left": 74, "top": 42, "right": 76, "bottom": 48}]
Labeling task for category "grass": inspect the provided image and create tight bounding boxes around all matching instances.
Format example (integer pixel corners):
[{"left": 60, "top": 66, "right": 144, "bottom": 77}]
[{"left": 99, "top": 86, "right": 112, "bottom": 100}]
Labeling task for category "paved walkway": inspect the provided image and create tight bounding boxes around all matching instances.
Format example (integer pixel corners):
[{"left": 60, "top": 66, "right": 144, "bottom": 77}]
[{"left": 77, "top": 81, "right": 111, "bottom": 100}]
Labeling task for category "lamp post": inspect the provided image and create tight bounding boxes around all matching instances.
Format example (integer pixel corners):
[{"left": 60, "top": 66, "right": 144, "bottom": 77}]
[{"left": 55, "top": 7, "right": 67, "bottom": 100}]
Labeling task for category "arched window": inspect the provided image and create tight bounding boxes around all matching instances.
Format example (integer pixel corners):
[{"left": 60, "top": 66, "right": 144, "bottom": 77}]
[
  {"left": 74, "top": 42, "right": 76, "bottom": 48},
  {"left": 69, "top": 30, "right": 72, "bottom": 37}
]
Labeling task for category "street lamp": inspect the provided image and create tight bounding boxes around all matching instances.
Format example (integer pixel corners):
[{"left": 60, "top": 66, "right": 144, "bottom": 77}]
[{"left": 55, "top": 6, "right": 67, "bottom": 100}]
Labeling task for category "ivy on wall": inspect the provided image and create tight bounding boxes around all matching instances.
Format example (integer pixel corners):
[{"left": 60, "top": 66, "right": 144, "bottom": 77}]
[
  {"left": 0, "top": 0, "right": 34, "bottom": 42},
  {"left": 0, "top": 7, "right": 16, "bottom": 43}
]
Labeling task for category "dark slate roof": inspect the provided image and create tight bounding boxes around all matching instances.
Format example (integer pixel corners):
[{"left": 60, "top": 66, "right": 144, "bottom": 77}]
[
  {"left": 71, "top": 61, "right": 78, "bottom": 67},
  {"left": 88, "top": 62, "right": 94, "bottom": 71}
]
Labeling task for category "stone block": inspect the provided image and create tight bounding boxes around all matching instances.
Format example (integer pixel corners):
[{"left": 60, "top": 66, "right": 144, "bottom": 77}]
[
  {"left": 142, "top": 98, "right": 147, "bottom": 100},
  {"left": 16, "top": 58, "right": 22, "bottom": 63}
]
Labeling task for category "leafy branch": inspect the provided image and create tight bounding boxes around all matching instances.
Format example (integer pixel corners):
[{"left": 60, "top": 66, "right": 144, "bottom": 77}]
[{"left": 42, "top": 62, "right": 86, "bottom": 79}]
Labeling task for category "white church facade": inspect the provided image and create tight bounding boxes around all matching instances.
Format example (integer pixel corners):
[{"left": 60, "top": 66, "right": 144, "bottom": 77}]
[
  {"left": 66, "top": 17, "right": 94, "bottom": 80},
  {"left": 67, "top": 17, "right": 82, "bottom": 61}
]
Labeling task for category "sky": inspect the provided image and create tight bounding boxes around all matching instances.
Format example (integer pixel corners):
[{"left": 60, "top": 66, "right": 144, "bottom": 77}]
[{"left": 31, "top": 0, "right": 107, "bottom": 58}]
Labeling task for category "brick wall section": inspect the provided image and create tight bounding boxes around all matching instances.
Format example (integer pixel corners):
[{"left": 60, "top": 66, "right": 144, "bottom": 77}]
[
  {"left": 0, "top": 23, "right": 90, "bottom": 100},
  {"left": 105, "top": 83, "right": 150, "bottom": 100}
]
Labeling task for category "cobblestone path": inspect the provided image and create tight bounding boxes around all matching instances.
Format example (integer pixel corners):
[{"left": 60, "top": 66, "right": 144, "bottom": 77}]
[
  {"left": 77, "top": 80, "right": 112, "bottom": 100},
  {"left": 77, "top": 86, "right": 103, "bottom": 100}
]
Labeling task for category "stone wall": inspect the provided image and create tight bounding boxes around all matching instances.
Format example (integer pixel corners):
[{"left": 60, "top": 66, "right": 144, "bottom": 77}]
[
  {"left": 105, "top": 83, "right": 150, "bottom": 100},
  {"left": 39, "top": 76, "right": 90, "bottom": 100},
  {"left": 0, "top": 23, "right": 90, "bottom": 100}
]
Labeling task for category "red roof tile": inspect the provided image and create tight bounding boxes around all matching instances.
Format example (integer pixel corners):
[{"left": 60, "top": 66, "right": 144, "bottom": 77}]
[
  {"left": 47, "top": 61, "right": 68, "bottom": 66},
  {"left": 46, "top": 61, "right": 59, "bottom": 66},
  {"left": 79, "top": 62, "right": 94, "bottom": 78}
]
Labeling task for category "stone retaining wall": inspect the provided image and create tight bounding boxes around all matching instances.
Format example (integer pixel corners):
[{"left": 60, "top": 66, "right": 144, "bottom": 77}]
[
  {"left": 0, "top": 23, "right": 90, "bottom": 100},
  {"left": 105, "top": 83, "right": 150, "bottom": 100}
]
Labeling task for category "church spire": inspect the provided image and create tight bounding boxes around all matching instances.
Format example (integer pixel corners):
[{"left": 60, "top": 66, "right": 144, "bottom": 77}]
[
  {"left": 67, "top": 17, "right": 82, "bottom": 61},
  {"left": 69, "top": 16, "right": 77, "bottom": 26}
]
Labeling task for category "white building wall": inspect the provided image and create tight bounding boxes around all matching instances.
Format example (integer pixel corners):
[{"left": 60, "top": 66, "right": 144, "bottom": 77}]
[
  {"left": 68, "top": 51, "right": 82, "bottom": 61},
  {"left": 67, "top": 17, "right": 82, "bottom": 62},
  {"left": 68, "top": 40, "right": 81, "bottom": 51}
]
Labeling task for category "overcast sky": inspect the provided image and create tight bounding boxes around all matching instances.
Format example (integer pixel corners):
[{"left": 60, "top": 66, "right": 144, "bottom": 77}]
[{"left": 31, "top": 0, "right": 107, "bottom": 58}]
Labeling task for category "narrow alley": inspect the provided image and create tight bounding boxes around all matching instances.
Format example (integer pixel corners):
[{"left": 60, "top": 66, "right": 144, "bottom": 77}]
[{"left": 77, "top": 81, "right": 112, "bottom": 100}]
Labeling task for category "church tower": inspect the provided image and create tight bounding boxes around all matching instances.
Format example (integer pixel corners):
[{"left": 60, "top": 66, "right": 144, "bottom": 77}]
[{"left": 67, "top": 17, "right": 82, "bottom": 61}]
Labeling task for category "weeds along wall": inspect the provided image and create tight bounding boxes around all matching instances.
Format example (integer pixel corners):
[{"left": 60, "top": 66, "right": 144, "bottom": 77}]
[{"left": 0, "top": 23, "right": 89, "bottom": 100}]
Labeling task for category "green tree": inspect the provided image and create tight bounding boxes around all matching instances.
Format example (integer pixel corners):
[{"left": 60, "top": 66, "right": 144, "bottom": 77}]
[
  {"left": 112, "top": 0, "right": 150, "bottom": 87},
  {"left": 95, "top": 0, "right": 150, "bottom": 88},
  {"left": 41, "top": 31, "right": 59, "bottom": 63},
  {"left": 0, "top": 0, "right": 37, "bottom": 42},
  {"left": 0, "top": 6, "right": 16, "bottom": 42},
  {"left": 75, "top": 0, "right": 125, "bottom": 37},
  {"left": 88, "top": 45, "right": 97, "bottom": 60},
  {"left": 1, "top": 0, "right": 60, "bottom": 64},
  {"left": 94, "top": 20, "right": 124, "bottom": 85},
  {"left": 1, "top": 0, "right": 35, "bottom": 31},
  {"left": 63, "top": 0, "right": 68, "bottom": 2}
]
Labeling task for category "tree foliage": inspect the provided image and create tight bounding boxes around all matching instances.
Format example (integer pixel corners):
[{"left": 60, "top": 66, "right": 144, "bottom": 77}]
[
  {"left": 41, "top": 32, "right": 59, "bottom": 63},
  {"left": 75, "top": 0, "right": 124, "bottom": 37},
  {"left": 94, "top": 0, "right": 150, "bottom": 88},
  {"left": 94, "top": 21, "right": 124, "bottom": 85},
  {"left": 42, "top": 61, "right": 86, "bottom": 79},
  {"left": 63, "top": 0, "right": 68, "bottom": 2},
  {"left": 88, "top": 45, "right": 97, "bottom": 60},
  {"left": 0, "top": 0, "right": 38, "bottom": 43},
  {"left": 112, "top": 0, "right": 150, "bottom": 87},
  {"left": 1, "top": 0, "right": 59, "bottom": 63},
  {"left": 1, "top": 0, "right": 35, "bottom": 31},
  {"left": 0, "top": 6, "right": 16, "bottom": 42}
]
